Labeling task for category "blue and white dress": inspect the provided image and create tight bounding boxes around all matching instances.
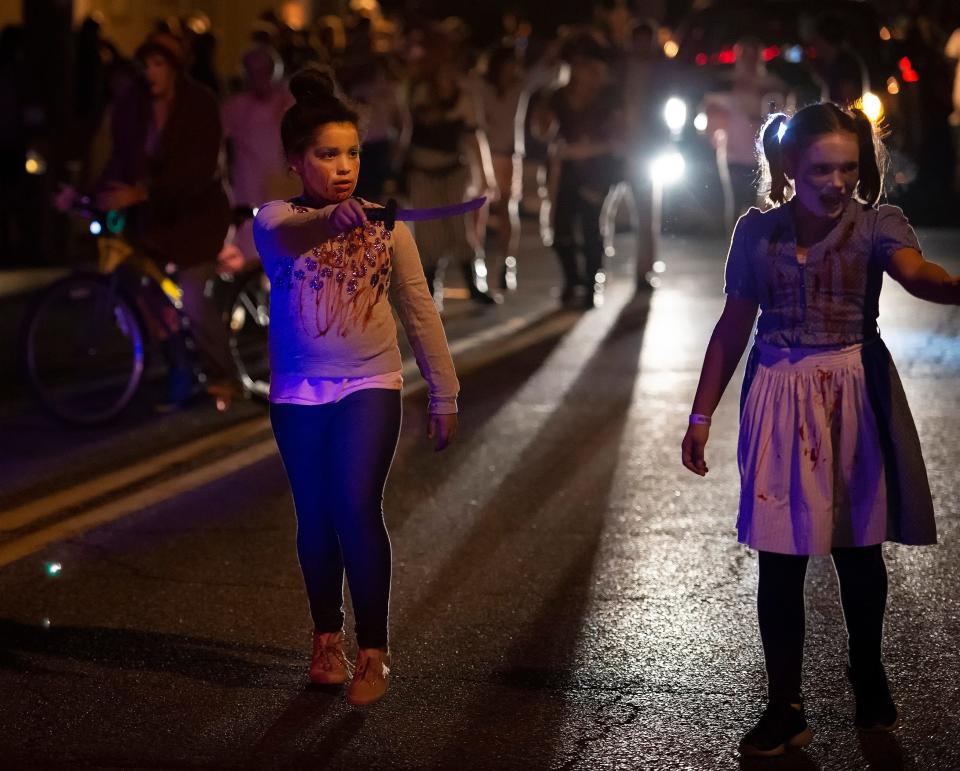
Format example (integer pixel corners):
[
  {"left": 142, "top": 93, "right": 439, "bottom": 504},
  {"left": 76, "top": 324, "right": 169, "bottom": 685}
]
[{"left": 725, "top": 198, "right": 937, "bottom": 555}]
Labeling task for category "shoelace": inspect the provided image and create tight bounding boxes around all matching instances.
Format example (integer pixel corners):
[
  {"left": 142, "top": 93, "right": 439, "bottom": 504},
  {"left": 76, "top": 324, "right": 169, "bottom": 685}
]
[
  {"left": 313, "top": 637, "right": 351, "bottom": 673},
  {"left": 354, "top": 652, "right": 387, "bottom": 683}
]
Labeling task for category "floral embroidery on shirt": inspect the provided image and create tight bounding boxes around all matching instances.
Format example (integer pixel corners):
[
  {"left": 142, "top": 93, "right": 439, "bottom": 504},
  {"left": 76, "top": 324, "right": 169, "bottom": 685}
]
[{"left": 277, "top": 223, "right": 393, "bottom": 337}]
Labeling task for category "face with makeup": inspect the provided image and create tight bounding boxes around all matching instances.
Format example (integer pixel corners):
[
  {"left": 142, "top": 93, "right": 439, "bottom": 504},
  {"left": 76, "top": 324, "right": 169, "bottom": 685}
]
[
  {"left": 788, "top": 131, "right": 860, "bottom": 220},
  {"left": 290, "top": 122, "right": 361, "bottom": 204}
]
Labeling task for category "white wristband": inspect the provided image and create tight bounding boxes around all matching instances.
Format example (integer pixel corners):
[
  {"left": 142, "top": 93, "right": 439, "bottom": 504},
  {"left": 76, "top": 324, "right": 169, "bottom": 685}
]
[{"left": 689, "top": 413, "right": 712, "bottom": 426}]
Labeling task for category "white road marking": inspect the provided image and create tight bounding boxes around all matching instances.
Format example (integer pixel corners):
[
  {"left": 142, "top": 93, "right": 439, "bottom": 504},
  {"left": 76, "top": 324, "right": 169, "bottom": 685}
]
[
  {"left": 0, "top": 417, "right": 269, "bottom": 533},
  {"left": 0, "top": 438, "right": 278, "bottom": 569},
  {"left": 0, "top": 305, "right": 562, "bottom": 568}
]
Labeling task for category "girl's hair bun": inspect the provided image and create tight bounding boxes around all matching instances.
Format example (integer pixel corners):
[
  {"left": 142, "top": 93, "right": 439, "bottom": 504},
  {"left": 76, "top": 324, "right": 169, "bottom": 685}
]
[{"left": 288, "top": 65, "right": 337, "bottom": 106}]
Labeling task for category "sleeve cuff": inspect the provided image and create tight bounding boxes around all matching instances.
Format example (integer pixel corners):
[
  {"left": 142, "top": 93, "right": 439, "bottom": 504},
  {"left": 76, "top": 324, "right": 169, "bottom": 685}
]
[{"left": 428, "top": 396, "right": 459, "bottom": 415}]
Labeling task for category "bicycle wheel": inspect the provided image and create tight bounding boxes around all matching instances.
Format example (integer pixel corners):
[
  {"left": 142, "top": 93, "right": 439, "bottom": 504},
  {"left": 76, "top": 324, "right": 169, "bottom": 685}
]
[
  {"left": 227, "top": 268, "right": 270, "bottom": 400},
  {"left": 22, "top": 273, "right": 147, "bottom": 425}
]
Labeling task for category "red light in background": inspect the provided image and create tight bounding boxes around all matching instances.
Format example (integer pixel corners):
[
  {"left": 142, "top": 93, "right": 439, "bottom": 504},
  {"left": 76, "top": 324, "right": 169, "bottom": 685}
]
[
  {"left": 717, "top": 48, "right": 736, "bottom": 64},
  {"left": 898, "top": 56, "right": 919, "bottom": 81},
  {"left": 762, "top": 45, "right": 780, "bottom": 61},
  {"left": 695, "top": 52, "right": 708, "bottom": 66}
]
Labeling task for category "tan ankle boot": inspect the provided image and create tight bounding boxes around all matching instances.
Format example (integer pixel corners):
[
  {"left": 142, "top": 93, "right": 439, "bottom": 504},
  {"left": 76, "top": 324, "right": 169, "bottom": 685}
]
[
  {"left": 310, "top": 631, "right": 352, "bottom": 685},
  {"left": 346, "top": 647, "right": 390, "bottom": 706}
]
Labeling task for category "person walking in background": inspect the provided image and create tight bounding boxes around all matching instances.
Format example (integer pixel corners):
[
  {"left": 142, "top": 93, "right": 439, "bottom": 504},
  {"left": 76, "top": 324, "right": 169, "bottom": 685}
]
[
  {"left": 342, "top": 55, "right": 409, "bottom": 203},
  {"left": 681, "top": 102, "right": 960, "bottom": 757},
  {"left": 219, "top": 44, "right": 297, "bottom": 273},
  {"left": 254, "top": 66, "right": 459, "bottom": 706},
  {"left": 623, "top": 18, "right": 669, "bottom": 292},
  {"left": 533, "top": 33, "right": 624, "bottom": 309},
  {"left": 475, "top": 45, "right": 525, "bottom": 292},
  {"left": 702, "top": 38, "right": 790, "bottom": 233},
  {"left": 405, "top": 28, "right": 498, "bottom": 308}
]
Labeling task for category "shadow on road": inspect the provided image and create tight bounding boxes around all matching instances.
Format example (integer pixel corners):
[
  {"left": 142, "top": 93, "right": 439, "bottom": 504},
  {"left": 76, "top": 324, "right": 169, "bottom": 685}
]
[
  {"left": 739, "top": 751, "right": 820, "bottom": 770},
  {"left": 408, "top": 296, "right": 652, "bottom": 768},
  {"left": 0, "top": 618, "right": 303, "bottom": 689},
  {"left": 245, "top": 691, "right": 365, "bottom": 769},
  {"left": 387, "top": 309, "right": 579, "bottom": 530}
]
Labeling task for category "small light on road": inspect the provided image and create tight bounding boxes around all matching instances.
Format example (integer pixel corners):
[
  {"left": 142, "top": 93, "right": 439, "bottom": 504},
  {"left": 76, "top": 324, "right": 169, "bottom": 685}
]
[{"left": 45, "top": 562, "right": 62, "bottom": 577}]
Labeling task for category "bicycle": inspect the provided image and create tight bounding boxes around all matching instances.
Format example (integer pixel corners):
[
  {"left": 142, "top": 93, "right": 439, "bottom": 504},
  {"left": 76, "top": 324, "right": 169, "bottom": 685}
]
[{"left": 20, "top": 199, "right": 270, "bottom": 425}]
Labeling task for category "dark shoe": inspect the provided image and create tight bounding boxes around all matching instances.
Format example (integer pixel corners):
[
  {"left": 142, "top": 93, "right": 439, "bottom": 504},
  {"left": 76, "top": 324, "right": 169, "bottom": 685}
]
[
  {"left": 560, "top": 283, "right": 579, "bottom": 306},
  {"left": 468, "top": 286, "right": 499, "bottom": 305},
  {"left": 848, "top": 664, "right": 899, "bottom": 732},
  {"left": 155, "top": 367, "right": 200, "bottom": 413},
  {"left": 739, "top": 702, "right": 813, "bottom": 757},
  {"left": 635, "top": 275, "right": 657, "bottom": 293}
]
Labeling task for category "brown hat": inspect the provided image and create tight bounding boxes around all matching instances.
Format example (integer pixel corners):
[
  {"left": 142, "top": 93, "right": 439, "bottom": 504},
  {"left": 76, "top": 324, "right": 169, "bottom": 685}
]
[{"left": 135, "top": 31, "right": 186, "bottom": 69}]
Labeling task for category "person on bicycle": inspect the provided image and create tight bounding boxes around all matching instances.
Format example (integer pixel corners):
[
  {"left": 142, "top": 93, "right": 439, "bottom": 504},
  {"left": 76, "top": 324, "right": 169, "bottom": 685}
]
[{"left": 62, "top": 31, "right": 234, "bottom": 409}]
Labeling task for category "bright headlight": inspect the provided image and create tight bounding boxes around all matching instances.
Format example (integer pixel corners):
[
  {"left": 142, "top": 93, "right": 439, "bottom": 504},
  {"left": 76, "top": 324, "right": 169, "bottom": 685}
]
[
  {"left": 663, "top": 97, "right": 687, "bottom": 135},
  {"left": 649, "top": 150, "right": 685, "bottom": 185}
]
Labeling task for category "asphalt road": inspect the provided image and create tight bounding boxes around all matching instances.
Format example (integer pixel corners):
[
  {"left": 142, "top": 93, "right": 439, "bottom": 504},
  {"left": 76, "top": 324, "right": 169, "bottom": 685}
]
[{"left": 0, "top": 227, "right": 957, "bottom": 770}]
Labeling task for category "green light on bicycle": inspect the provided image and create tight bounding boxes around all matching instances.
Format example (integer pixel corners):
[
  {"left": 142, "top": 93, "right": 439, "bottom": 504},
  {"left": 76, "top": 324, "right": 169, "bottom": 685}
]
[{"left": 105, "top": 210, "right": 126, "bottom": 235}]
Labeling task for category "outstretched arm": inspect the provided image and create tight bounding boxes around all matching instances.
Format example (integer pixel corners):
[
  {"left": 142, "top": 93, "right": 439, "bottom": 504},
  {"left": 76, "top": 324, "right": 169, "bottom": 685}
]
[
  {"left": 682, "top": 296, "right": 758, "bottom": 476},
  {"left": 886, "top": 247, "right": 960, "bottom": 304}
]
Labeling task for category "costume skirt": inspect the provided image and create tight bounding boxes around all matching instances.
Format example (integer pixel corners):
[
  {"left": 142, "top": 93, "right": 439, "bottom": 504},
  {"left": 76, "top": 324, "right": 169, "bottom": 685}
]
[{"left": 736, "top": 339, "right": 937, "bottom": 555}]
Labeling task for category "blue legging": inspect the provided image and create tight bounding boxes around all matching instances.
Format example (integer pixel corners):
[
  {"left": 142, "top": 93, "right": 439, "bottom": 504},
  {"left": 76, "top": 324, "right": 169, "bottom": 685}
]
[{"left": 270, "top": 389, "right": 401, "bottom": 649}]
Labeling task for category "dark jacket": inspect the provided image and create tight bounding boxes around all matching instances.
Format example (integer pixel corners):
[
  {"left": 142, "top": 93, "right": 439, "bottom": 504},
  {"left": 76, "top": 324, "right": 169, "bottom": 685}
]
[{"left": 101, "top": 75, "right": 230, "bottom": 268}]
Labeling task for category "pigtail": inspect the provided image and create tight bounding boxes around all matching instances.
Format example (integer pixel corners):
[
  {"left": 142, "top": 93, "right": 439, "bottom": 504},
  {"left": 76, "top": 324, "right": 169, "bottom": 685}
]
[
  {"left": 849, "top": 107, "right": 885, "bottom": 205},
  {"left": 758, "top": 113, "right": 790, "bottom": 206}
]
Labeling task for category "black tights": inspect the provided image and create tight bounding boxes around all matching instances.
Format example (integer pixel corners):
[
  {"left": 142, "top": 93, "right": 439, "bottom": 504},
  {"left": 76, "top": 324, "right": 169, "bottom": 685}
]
[
  {"left": 758, "top": 546, "right": 888, "bottom": 704},
  {"left": 271, "top": 390, "right": 401, "bottom": 649}
]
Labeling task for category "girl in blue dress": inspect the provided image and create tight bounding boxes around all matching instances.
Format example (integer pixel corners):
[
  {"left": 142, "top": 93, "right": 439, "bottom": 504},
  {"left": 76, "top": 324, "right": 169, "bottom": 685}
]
[{"left": 681, "top": 102, "right": 960, "bottom": 756}]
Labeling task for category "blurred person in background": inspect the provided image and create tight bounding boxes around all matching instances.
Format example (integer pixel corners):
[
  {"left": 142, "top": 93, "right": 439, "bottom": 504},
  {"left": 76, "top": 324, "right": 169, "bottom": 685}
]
[
  {"left": 809, "top": 14, "right": 867, "bottom": 106},
  {"left": 405, "top": 25, "right": 498, "bottom": 308},
  {"left": 533, "top": 32, "right": 624, "bottom": 309},
  {"left": 476, "top": 44, "right": 526, "bottom": 291},
  {"left": 219, "top": 44, "right": 297, "bottom": 273},
  {"left": 188, "top": 30, "right": 222, "bottom": 96},
  {"left": 623, "top": 18, "right": 669, "bottom": 291},
  {"left": 703, "top": 38, "right": 790, "bottom": 233},
  {"left": 59, "top": 32, "right": 233, "bottom": 408},
  {"left": 341, "top": 55, "right": 409, "bottom": 203}
]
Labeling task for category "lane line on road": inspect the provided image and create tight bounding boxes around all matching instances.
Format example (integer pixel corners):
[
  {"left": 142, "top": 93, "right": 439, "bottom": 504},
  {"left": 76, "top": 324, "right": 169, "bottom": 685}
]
[
  {"left": 0, "top": 303, "right": 564, "bottom": 568},
  {"left": 0, "top": 417, "right": 269, "bottom": 533},
  {"left": 0, "top": 438, "right": 279, "bottom": 569}
]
